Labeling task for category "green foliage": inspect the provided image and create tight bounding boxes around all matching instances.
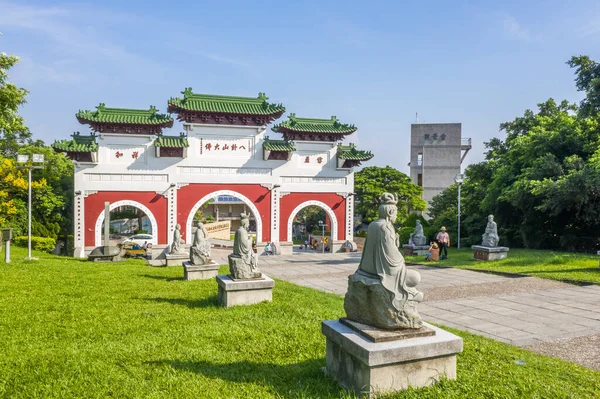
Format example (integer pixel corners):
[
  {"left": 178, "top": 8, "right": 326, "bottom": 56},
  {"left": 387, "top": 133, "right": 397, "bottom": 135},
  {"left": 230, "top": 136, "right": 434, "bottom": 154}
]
[
  {"left": 12, "top": 235, "right": 56, "bottom": 252},
  {"left": 296, "top": 205, "right": 326, "bottom": 233},
  {"left": 399, "top": 227, "right": 415, "bottom": 246},
  {"left": 355, "top": 166, "right": 426, "bottom": 224},
  {"left": 0, "top": 146, "right": 74, "bottom": 240},
  {"left": 0, "top": 50, "right": 33, "bottom": 157},
  {"left": 428, "top": 56, "right": 600, "bottom": 251},
  {"left": 0, "top": 246, "right": 599, "bottom": 398},
  {"left": 205, "top": 215, "right": 215, "bottom": 223}
]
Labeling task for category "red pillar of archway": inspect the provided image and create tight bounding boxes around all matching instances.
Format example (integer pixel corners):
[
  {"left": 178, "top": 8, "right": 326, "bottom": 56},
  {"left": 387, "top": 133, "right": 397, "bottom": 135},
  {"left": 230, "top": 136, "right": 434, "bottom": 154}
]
[
  {"left": 84, "top": 191, "right": 168, "bottom": 246},
  {"left": 279, "top": 193, "right": 346, "bottom": 242},
  {"left": 177, "top": 184, "right": 271, "bottom": 242}
]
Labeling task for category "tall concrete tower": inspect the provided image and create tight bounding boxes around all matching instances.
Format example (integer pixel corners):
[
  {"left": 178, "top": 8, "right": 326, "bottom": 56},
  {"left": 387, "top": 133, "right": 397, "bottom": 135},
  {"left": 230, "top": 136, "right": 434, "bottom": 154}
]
[{"left": 409, "top": 123, "right": 471, "bottom": 211}]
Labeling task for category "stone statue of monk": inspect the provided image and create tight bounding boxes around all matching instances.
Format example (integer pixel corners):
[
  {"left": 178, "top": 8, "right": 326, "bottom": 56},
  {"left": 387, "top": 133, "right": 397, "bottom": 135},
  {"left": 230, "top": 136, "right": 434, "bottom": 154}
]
[
  {"left": 409, "top": 220, "right": 427, "bottom": 246},
  {"left": 171, "top": 224, "right": 185, "bottom": 254},
  {"left": 190, "top": 221, "right": 211, "bottom": 265},
  {"left": 228, "top": 213, "right": 261, "bottom": 279},
  {"left": 481, "top": 214, "right": 500, "bottom": 247},
  {"left": 344, "top": 192, "right": 423, "bottom": 329}
]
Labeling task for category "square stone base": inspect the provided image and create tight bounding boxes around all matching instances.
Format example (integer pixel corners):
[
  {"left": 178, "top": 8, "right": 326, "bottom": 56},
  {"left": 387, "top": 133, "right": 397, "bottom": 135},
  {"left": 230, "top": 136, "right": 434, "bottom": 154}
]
[
  {"left": 402, "top": 245, "right": 429, "bottom": 256},
  {"left": 322, "top": 320, "right": 462, "bottom": 398},
  {"left": 166, "top": 253, "right": 189, "bottom": 266},
  {"left": 183, "top": 261, "right": 219, "bottom": 280},
  {"left": 216, "top": 274, "right": 274, "bottom": 307},
  {"left": 472, "top": 245, "right": 510, "bottom": 261}
]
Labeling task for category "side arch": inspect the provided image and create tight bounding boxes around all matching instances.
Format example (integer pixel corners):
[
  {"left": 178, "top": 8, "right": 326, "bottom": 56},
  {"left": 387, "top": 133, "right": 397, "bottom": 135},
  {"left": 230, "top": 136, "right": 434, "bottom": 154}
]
[
  {"left": 185, "top": 190, "right": 263, "bottom": 244},
  {"left": 94, "top": 200, "right": 159, "bottom": 246},
  {"left": 286, "top": 200, "right": 338, "bottom": 242}
]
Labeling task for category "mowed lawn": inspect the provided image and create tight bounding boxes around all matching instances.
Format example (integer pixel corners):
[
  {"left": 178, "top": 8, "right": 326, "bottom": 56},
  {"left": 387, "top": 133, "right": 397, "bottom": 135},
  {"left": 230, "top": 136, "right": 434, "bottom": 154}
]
[
  {"left": 406, "top": 248, "right": 600, "bottom": 284},
  {"left": 1, "top": 246, "right": 599, "bottom": 398}
]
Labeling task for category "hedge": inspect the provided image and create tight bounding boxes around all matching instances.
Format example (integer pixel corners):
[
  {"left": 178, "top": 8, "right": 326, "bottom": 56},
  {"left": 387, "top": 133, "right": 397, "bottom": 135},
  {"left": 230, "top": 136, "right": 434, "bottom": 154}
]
[{"left": 13, "top": 236, "right": 57, "bottom": 253}]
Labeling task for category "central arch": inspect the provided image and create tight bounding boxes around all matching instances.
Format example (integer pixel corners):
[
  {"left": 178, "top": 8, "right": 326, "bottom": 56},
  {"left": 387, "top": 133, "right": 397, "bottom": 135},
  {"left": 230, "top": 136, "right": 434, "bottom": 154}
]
[
  {"left": 287, "top": 200, "right": 338, "bottom": 243},
  {"left": 94, "top": 200, "right": 159, "bottom": 246},
  {"left": 185, "top": 190, "right": 263, "bottom": 244}
]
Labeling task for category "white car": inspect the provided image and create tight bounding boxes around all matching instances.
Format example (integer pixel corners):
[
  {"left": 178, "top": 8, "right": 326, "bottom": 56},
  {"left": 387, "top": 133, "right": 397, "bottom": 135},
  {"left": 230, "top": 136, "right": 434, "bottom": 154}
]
[{"left": 121, "top": 234, "right": 153, "bottom": 246}]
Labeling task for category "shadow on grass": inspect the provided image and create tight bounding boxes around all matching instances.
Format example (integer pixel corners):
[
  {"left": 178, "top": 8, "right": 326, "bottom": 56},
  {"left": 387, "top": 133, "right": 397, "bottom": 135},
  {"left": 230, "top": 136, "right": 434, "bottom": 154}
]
[
  {"left": 138, "top": 274, "right": 185, "bottom": 282},
  {"left": 149, "top": 359, "right": 345, "bottom": 397},
  {"left": 144, "top": 296, "right": 219, "bottom": 308}
]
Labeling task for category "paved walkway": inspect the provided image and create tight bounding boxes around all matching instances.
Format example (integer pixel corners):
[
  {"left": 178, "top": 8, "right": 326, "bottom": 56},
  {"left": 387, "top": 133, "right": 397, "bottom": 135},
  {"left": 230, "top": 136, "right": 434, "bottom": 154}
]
[{"left": 211, "top": 250, "right": 600, "bottom": 370}]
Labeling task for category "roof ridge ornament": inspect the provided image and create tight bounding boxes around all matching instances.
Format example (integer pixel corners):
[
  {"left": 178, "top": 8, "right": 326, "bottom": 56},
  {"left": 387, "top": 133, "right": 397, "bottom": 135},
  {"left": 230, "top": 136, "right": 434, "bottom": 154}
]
[
  {"left": 182, "top": 87, "right": 193, "bottom": 99},
  {"left": 96, "top": 103, "right": 106, "bottom": 113},
  {"left": 149, "top": 105, "right": 157, "bottom": 115},
  {"left": 258, "top": 92, "right": 268, "bottom": 102}
]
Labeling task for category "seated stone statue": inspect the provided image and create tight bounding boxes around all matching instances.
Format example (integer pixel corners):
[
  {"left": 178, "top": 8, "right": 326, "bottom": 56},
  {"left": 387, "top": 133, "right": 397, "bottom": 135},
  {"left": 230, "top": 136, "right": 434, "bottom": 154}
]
[
  {"left": 481, "top": 214, "right": 500, "bottom": 247},
  {"left": 189, "top": 222, "right": 212, "bottom": 265},
  {"left": 228, "top": 213, "right": 261, "bottom": 279},
  {"left": 344, "top": 192, "right": 424, "bottom": 330},
  {"left": 409, "top": 220, "right": 427, "bottom": 246},
  {"left": 170, "top": 224, "right": 185, "bottom": 254}
]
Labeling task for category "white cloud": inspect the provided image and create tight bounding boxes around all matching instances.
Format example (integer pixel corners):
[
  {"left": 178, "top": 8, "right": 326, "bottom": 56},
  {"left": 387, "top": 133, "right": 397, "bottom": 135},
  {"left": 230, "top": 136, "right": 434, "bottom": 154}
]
[{"left": 503, "top": 15, "right": 540, "bottom": 41}]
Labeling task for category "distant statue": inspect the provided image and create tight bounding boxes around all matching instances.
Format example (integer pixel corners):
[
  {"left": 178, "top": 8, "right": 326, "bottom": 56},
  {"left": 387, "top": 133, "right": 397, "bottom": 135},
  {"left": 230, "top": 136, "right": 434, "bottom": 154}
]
[
  {"left": 344, "top": 192, "right": 423, "bottom": 329},
  {"left": 409, "top": 220, "right": 427, "bottom": 246},
  {"left": 190, "top": 222, "right": 211, "bottom": 265},
  {"left": 481, "top": 214, "right": 500, "bottom": 247},
  {"left": 171, "top": 224, "right": 185, "bottom": 254},
  {"left": 228, "top": 213, "right": 261, "bottom": 279}
]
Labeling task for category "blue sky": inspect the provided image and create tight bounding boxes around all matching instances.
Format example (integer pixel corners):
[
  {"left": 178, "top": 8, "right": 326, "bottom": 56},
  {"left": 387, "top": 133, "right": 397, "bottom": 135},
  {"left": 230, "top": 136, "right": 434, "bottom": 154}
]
[{"left": 2, "top": 0, "right": 600, "bottom": 173}]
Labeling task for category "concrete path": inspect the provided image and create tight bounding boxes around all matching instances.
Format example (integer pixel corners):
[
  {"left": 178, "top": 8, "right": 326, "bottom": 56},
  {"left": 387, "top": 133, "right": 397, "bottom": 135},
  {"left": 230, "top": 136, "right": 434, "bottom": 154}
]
[{"left": 211, "top": 249, "right": 600, "bottom": 370}]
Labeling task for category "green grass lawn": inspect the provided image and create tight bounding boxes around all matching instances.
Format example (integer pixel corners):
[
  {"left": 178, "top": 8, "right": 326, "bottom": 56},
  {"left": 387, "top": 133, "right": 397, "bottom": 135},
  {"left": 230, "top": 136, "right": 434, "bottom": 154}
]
[
  {"left": 406, "top": 247, "right": 600, "bottom": 284},
  {"left": 1, "top": 246, "right": 599, "bottom": 398}
]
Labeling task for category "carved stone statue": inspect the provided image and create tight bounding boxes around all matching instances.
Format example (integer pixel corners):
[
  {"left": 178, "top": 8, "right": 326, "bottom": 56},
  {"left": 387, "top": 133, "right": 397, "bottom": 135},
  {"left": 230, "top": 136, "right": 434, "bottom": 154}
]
[
  {"left": 171, "top": 224, "right": 185, "bottom": 254},
  {"left": 481, "top": 214, "right": 500, "bottom": 247},
  {"left": 409, "top": 220, "right": 427, "bottom": 246},
  {"left": 344, "top": 193, "right": 424, "bottom": 329},
  {"left": 228, "top": 213, "right": 261, "bottom": 279},
  {"left": 190, "top": 222, "right": 211, "bottom": 265}
]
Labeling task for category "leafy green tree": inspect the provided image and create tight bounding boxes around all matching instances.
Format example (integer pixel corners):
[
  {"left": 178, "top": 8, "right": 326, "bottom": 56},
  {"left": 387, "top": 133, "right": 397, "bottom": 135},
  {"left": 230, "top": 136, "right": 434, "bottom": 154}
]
[
  {"left": 429, "top": 56, "right": 600, "bottom": 250},
  {"left": 0, "top": 51, "right": 32, "bottom": 157},
  {"left": 296, "top": 206, "right": 326, "bottom": 233},
  {"left": 355, "top": 166, "right": 426, "bottom": 224}
]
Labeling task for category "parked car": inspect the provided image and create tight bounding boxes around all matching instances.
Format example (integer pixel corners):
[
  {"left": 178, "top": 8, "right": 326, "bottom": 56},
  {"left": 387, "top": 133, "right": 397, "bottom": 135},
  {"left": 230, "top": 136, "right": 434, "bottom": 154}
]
[{"left": 120, "top": 234, "right": 153, "bottom": 246}]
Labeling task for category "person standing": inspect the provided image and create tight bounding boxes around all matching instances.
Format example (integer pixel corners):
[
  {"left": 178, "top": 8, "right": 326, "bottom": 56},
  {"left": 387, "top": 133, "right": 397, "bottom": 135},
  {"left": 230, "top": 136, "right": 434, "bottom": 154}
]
[{"left": 436, "top": 226, "right": 450, "bottom": 260}]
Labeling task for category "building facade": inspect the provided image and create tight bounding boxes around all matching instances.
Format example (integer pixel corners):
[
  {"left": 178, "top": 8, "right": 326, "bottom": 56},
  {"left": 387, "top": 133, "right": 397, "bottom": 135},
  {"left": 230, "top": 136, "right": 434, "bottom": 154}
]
[
  {"left": 52, "top": 89, "right": 373, "bottom": 257},
  {"left": 409, "top": 123, "right": 471, "bottom": 208}
]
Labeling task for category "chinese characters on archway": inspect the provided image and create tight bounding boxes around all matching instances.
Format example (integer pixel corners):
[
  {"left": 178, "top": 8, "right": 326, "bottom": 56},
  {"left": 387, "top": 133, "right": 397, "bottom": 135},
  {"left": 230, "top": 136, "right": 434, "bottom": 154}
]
[
  {"left": 199, "top": 138, "right": 252, "bottom": 156},
  {"left": 204, "top": 143, "right": 246, "bottom": 151},
  {"left": 112, "top": 148, "right": 144, "bottom": 162},
  {"left": 298, "top": 153, "right": 328, "bottom": 167}
]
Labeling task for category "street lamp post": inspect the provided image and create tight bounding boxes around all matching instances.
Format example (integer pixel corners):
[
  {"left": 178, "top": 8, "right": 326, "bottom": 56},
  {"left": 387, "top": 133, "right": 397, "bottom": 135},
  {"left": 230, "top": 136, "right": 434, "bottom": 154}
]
[
  {"left": 454, "top": 174, "right": 464, "bottom": 249},
  {"left": 16, "top": 154, "right": 45, "bottom": 260},
  {"left": 318, "top": 220, "right": 328, "bottom": 254}
]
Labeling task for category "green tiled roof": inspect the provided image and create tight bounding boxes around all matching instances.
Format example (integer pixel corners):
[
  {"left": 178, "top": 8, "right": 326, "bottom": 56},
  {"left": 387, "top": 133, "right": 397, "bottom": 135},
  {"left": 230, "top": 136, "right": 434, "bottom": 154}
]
[
  {"left": 154, "top": 133, "right": 189, "bottom": 148},
  {"left": 272, "top": 114, "right": 357, "bottom": 134},
  {"left": 168, "top": 88, "right": 285, "bottom": 116},
  {"left": 51, "top": 132, "right": 98, "bottom": 153},
  {"left": 76, "top": 104, "right": 174, "bottom": 125},
  {"left": 263, "top": 137, "right": 296, "bottom": 151},
  {"left": 338, "top": 144, "right": 373, "bottom": 161}
]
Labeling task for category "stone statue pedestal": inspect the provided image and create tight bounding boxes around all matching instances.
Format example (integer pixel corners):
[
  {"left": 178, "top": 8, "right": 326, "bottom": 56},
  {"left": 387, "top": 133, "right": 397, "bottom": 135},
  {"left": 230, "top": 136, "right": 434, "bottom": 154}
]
[
  {"left": 182, "top": 261, "right": 219, "bottom": 280},
  {"left": 216, "top": 274, "right": 274, "bottom": 307},
  {"left": 402, "top": 245, "right": 429, "bottom": 256},
  {"left": 472, "top": 245, "right": 510, "bottom": 261},
  {"left": 321, "top": 319, "right": 462, "bottom": 398},
  {"left": 228, "top": 255, "right": 261, "bottom": 279},
  {"left": 166, "top": 252, "right": 188, "bottom": 267}
]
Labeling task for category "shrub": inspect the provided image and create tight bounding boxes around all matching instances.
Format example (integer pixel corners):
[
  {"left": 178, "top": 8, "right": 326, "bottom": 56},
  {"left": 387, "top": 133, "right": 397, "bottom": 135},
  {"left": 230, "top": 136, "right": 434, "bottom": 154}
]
[
  {"left": 399, "top": 227, "right": 415, "bottom": 246},
  {"left": 13, "top": 236, "right": 56, "bottom": 253}
]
